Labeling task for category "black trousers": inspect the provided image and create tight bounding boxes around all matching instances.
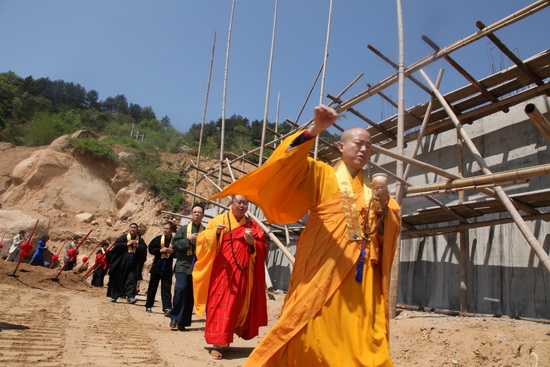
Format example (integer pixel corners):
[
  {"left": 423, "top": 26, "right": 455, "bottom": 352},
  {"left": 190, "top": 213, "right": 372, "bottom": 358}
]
[
  {"left": 170, "top": 272, "right": 194, "bottom": 326},
  {"left": 145, "top": 272, "right": 173, "bottom": 310}
]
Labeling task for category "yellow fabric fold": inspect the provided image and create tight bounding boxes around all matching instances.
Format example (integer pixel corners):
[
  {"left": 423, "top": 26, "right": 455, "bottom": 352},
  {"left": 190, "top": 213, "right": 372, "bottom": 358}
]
[{"left": 193, "top": 211, "right": 248, "bottom": 318}]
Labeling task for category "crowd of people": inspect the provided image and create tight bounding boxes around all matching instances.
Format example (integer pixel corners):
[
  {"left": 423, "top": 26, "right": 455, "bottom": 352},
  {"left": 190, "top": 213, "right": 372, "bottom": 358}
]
[{"left": 1, "top": 105, "right": 401, "bottom": 365}]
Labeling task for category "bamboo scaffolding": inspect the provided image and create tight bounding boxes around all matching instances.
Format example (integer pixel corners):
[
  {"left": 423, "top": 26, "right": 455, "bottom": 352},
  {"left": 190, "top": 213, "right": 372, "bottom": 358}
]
[
  {"left": 422, "top": 35, "right": 509, "bottom": 113},
  {"left": 375, "top": 142, "right": 539, "bottom": 215},
  {"left": 259, "top": 0, "right": 279, "bottom": 166},
  {"left": 402, "top": 213, "right": 550, "bottom": 238},
  {"left": 327, "top": 94, "right": 397, "bottom": 140},
  {"left": 405, "top": 163, "right": 550, "bottom": 196},
  {"left": 476, "top": 20, "right": 547, "bottom": 90},
  {"left": 367, "top": 84, "right": 424, "bottom": 124},
  {"left": 193, "top": 31, "right": 217, "bottom": 203},
  {"left": 335, "top": 0, "right": 550, "bottom": 113},
  {"left": 420, "top": 68, "right": 550, "bottom": 274},
  {"left": 366, "top": 44, "right": 432, "bottom": 95}
]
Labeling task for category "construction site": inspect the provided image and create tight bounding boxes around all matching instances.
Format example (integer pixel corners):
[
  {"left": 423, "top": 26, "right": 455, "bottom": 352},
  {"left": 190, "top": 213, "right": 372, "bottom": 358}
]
[{"left": 182, "top": 0, "right": 550, "bottom": 321}]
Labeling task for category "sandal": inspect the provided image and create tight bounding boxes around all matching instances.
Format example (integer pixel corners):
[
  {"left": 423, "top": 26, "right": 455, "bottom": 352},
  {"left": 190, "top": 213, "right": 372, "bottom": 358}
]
[{"left": 209, "top": 349, "right": 223, "bottom": 360}]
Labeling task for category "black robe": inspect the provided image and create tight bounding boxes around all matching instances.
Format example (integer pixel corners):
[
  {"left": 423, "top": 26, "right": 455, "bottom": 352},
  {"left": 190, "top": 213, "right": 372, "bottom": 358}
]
[
  {"left": 91, "top": 249, "right": 108, "bottom": 287},
  {"left": 106, "top": 233, "right": 147, "bottom": 299}
]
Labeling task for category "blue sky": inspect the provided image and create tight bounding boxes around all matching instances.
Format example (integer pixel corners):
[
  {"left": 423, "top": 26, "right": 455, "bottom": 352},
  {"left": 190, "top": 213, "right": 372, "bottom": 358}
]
[{"left": 0, "top": 0, "right": 548, "bottom": 134}]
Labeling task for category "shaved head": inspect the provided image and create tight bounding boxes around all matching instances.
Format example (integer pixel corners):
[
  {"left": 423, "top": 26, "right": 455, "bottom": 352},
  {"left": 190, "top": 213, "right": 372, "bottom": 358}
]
[{"left": 340, "top": 127, "right": 370, "bottom": 143}]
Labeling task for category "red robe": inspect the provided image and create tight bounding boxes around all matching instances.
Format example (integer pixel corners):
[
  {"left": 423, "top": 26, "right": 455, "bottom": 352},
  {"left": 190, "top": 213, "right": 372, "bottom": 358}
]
[{"left": 194, "top": 211, "right": 268, "bottom": 345}]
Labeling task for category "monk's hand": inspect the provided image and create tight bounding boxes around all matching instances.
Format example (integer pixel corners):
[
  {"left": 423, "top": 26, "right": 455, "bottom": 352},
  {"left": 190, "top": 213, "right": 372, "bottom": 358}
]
[
  {"left": 244, "top": 231, "right": 254, "bottom": 245},
  {"left": 189, "top": 233, "right": 199, "bottom": 240},
  {"left": 309, "top": 105, "right": 338, "bottom": 137},
  {"left": 372, "top": 181, "right": 390, "bottom": 211},
  {"left": 216, "top": 223, "right": 226, "bottom": 234}
]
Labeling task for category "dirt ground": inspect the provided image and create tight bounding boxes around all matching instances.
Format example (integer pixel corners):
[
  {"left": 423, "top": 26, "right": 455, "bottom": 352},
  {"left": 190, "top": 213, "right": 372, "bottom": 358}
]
[{"left": 1, "top": 261, "right": 548, "bottom": 367}]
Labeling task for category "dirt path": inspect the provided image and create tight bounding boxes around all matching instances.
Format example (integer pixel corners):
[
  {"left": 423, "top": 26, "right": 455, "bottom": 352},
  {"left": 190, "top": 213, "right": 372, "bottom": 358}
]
[{"left": 1, "top": 261, "right": 549, "bottom": 366}]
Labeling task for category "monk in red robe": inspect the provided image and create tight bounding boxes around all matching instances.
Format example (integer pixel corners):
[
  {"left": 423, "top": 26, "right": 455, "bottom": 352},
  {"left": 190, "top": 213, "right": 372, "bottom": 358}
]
[
  {"left": 210, "top": 105, "right": 401, "bottom": 366},
  {"left": 193, "top": 195, "right": 268, "bottom": 360}
]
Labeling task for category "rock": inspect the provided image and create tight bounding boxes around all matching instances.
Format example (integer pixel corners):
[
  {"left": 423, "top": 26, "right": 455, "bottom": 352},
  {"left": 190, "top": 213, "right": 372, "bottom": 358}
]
[
  {"left": 118, "top": 201, "right": 140, "bottom": 220},
  {"left": 75, "top": 213, "right": 94, "bottom": 223}
]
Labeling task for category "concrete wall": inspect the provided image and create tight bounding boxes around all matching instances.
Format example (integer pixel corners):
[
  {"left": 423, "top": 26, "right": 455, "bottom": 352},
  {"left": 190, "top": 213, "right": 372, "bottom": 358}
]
[{"left": 378, "top": 95, "right": 550, "bottom": 319}]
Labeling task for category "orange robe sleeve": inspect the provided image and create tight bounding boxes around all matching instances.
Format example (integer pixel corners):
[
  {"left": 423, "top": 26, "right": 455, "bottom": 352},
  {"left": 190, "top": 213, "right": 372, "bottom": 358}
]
[
  {"left": 192, "top": 214, "right": 225, "bottom": 318},
  {"left": 210, "top": 131, "right": 338, "bottom": 224}
]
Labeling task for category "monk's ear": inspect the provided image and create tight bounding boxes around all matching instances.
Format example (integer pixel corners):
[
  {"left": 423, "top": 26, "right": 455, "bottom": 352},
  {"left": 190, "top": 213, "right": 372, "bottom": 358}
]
[{"left": 337, "top": 141, "right": 344, "bottom": 153}]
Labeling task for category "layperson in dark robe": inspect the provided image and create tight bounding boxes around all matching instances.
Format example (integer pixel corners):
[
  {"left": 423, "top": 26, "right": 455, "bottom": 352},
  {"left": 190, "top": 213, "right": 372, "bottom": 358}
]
[
  {"left": 145, "top": 221, "right": 176, "bottom": 314},
  {"left": 107, "top": 223, "right": 147, "bottom": 303},
  {"left": 169, "top": 203, "right": 205, "bottom": 330}
]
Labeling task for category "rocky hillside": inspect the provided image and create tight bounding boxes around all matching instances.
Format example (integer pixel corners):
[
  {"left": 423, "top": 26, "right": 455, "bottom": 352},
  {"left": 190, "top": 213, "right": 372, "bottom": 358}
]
[{"left": 0, "top": 131, "right": 217, "bottom": 261}]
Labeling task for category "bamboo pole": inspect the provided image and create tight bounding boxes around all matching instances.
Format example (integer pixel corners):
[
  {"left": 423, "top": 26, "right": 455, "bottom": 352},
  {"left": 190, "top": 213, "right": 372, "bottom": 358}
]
[
  {"left": 525, "top": 103, "right": 550, "bottom": 141},
  {"left": 11, "top": 219, "right": 39, "bottom": 277},
  {"left": 457, "top": 109, "right": 468, "bottom": 314},
  {"left": 314, "top": 0, "right": 333, "bottom": 160},
  {"left": 397, "top": 68, "right": 445, "bottom": 203},
  {"left": 81, "top": 240, "right": 116, "bottom": 281},
  {"left": 49, "top": 241, "right": 66, "bottom": 269},
  {"left": 403, "top": 213, "right": 550, "bottom": 238},
  {"left": 193, "top": 31, "right": 217, "bottom": 203},
  {"left": 419, "top": 68, "right": 550, "bottom": 274},
  {"left": 77, "top": 241, "right": 102, "bottom": 273},
  {"left": 219, "top": 0, "right": 237, "bottom": 189},
  {"left": 389, "top": 0, "right": 405, "bottom": 320},
  {"left": 405, "top": 163, "right": 550, "bottom": 195},
  {"left": 259, "top": 0, "right": 279, "bottom": 166},
  {"left": 274, "top": 92, "right": 281, "bottom": 147},
  {"left": 296, "top": 63, "right": 324, "bottom": 123},
  {"left": 54, "top": 229, "right": 92, "bottom": 280}
]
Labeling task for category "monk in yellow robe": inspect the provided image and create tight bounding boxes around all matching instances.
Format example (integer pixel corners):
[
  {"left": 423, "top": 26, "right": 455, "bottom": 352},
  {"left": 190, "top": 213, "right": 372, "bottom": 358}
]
[{"left": 209, "top": 105, "right": 401, "bottom": 366}]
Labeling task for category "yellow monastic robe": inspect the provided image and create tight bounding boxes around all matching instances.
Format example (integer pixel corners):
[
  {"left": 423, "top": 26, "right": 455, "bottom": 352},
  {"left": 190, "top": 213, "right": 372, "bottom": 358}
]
[{"left": 210, "top": 131, "right": 401, "bottom": 366}]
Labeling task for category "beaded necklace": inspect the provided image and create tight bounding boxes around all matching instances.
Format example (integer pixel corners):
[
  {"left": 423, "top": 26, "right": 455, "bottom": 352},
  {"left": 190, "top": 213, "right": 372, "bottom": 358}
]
[{"left": 226, "top": 213, "right": 250, "bottom": 270}]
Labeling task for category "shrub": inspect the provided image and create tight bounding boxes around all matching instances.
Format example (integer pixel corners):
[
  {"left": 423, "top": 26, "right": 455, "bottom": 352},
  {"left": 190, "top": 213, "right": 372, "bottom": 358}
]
[{"left": 69, "top": 137, "right": 116, "bottom": 161}]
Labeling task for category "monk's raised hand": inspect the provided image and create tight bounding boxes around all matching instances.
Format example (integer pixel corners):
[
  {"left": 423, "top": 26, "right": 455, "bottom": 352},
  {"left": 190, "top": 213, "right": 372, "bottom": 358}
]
[{"left": 309, "top": 105, "right": 338, "bottom": 136}]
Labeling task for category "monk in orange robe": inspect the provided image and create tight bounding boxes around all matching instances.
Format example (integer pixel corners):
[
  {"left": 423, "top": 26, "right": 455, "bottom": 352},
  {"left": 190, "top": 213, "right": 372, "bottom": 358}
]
[
  {"left": 209, "top": 105, "right": 401, "bottom": 366},
  {"left": 193, "top": 195, "right": 268, "bottom": 360}
]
